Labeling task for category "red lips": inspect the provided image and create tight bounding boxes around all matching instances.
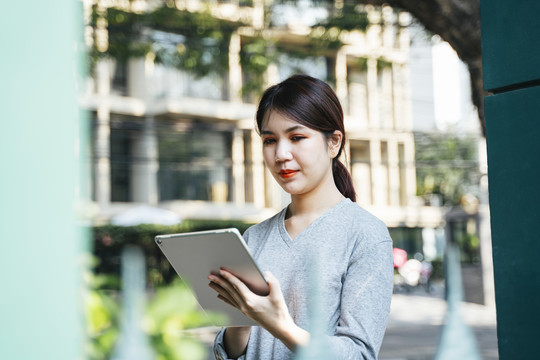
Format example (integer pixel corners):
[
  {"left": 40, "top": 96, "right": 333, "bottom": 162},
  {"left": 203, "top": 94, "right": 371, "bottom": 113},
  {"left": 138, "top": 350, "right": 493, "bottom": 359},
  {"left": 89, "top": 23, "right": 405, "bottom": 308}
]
[{"left": 279, "top": 169, "right": 298, "bottom": 178}]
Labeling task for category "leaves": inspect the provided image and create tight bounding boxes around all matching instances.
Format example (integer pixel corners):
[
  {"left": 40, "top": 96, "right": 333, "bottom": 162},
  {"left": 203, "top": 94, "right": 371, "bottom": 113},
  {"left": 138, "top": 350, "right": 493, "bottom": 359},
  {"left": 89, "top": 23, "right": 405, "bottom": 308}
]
[
  {"left": 415, "top": 132, "right": 480, "bottom": 206},
  {"left": 146, "top": 280, "right": 226, "bottom": 360},
  {"left": 90, "top": 5, "right": 240, "bottom": 77},
  {"left": 89, "top": 3, "right": 372, "bottom": 96},
  {"left": 240, "top": 35, "right": 277, "bottom": 97},
  {"left": 315, "top": 3, "right": 369, "bottom": 32},
  {"left": 84, "top": 271, "right": 120, "bottom": 360}
]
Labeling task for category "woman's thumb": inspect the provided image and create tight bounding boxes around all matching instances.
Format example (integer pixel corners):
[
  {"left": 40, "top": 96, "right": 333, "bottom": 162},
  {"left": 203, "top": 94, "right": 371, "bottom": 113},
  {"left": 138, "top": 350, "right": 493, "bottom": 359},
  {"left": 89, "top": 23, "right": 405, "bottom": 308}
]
[{"left": 265, "top": 271, "right": 281, "bottom": 293}]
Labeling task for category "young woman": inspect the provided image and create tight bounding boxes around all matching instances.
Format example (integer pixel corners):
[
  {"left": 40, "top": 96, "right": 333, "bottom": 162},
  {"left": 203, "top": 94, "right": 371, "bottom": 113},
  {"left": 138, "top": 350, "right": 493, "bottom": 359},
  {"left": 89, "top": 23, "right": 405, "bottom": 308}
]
[{"left": 209, "top": 74, "right": 394, "bottom": 360}]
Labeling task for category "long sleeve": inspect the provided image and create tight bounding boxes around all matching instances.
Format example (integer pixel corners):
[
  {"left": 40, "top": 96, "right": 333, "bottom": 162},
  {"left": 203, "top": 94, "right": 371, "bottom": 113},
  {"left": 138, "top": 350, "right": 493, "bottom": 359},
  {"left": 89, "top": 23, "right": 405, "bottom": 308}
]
[{"left": 325, "top": 222, "right": 394, "bottom": 359}]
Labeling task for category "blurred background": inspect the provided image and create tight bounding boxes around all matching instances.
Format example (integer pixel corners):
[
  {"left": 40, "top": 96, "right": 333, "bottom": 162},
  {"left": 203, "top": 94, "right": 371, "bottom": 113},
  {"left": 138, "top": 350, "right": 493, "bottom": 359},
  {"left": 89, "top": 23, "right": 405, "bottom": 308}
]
[{"left": 1, "top": 0, "right": 496, "bottom": 359}]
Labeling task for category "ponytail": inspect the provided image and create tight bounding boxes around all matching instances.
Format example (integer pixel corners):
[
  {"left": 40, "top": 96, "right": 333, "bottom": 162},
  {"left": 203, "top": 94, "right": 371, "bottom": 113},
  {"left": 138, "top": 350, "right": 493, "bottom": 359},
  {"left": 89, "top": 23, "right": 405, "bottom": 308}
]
[{"left": 333, "top": 159, "right": 356, "bottom": 202}]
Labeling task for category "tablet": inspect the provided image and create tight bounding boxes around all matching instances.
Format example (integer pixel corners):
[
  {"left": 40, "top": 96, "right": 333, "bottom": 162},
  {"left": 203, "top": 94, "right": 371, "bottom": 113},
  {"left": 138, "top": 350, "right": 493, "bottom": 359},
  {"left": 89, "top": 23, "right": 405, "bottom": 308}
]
[{"left": 155, "top": 228, "right": 269, "bottom": 326}]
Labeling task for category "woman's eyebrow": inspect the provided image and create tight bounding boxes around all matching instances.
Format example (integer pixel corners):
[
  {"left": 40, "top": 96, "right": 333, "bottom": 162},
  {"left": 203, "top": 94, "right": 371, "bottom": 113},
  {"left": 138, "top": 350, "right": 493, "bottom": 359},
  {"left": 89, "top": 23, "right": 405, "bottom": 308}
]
[
  {"left": 285, "top": 125, "right": 305, "bottom": 133},
  {"left": 260, "top": 125, "right": 306, "bottom": 135},
  {"left": 260, "top": 129, "right": 274, "bottom": 135}
]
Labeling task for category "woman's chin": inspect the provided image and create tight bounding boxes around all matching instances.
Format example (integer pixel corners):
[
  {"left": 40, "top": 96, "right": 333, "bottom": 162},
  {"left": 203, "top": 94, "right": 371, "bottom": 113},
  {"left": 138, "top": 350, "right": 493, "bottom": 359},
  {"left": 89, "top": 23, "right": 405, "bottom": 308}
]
[{"left": 280, "top": 184, "right": 309, "bottom": 197}]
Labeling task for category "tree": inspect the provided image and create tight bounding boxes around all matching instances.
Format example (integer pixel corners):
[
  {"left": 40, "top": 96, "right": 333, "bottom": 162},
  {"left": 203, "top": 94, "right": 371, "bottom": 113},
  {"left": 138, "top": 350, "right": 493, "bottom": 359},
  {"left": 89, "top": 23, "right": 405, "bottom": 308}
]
[
  {"left": 93, "top": 1, "right": 485, "bottom": 133},
  {"left": 414, "top": 131, "right": 480, "bottom": 207},
  {"left": 356, "top": 0, "right": 484, "bottom": 136},
  {"left": 89, "top": 3, "right": 370, "bottom": 97}
]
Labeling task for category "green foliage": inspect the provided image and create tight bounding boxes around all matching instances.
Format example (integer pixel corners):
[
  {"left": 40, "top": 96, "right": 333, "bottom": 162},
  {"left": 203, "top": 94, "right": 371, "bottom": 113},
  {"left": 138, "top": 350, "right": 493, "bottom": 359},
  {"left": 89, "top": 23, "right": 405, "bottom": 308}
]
[
  {"left": 90, "top": 5, "right": 241, "bottom": 78},
  {"left": 457, "top": 232, "right": 480, "bottom": 264},
  {"left": 87, "top": 220, "right": 252, "bottom": 359},
  {"left": 89, "top": 2, "right": 371, "bottom": 96},
  {"left": 356, "top": 56, "right": 368, "bottom": 72},
  {"left": 309, "top": 3, "right": 369, "bottom": 53},
  {"left": 377, "top": 57, "right": 393, "bottom": 70},
  {"left": 354, "top": 56, "right": 392, "bottom": 72},
  {"left": 90, "top": 5, "right": 150, "bottom": 68},
  {"left": 430, "top": 258, "right": 444, "bottom": 280},
  {"left": 147, "top": 6, "right": 239, "bottom": 77},
  {"left": 240, "top": 35, "right": 278, "bottom": 97},
  {"left": 415, "top": 132, "right": 480, "bottom": 206},
  {"left": 451, "top": 218, "right": 481, "bottom": 264},
  {"left": 317, "top": 3, "right": 369, "bottom": 32},
  {"left": 85, "top": 276, "right": 224, "bottom": 360},
  {"left": 85, "top": 270, "right": 120, "bottom": 360},
  {"left": 146, "top": 280, "right": 226, "bottom": 360}
]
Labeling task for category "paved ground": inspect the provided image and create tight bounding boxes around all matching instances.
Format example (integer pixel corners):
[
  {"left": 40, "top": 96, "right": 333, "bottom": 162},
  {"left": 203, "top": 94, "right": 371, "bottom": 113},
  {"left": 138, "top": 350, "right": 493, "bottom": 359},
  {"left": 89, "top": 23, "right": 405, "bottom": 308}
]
[{"left": 379, "top": 290, "right": 498, "bottom": 360}]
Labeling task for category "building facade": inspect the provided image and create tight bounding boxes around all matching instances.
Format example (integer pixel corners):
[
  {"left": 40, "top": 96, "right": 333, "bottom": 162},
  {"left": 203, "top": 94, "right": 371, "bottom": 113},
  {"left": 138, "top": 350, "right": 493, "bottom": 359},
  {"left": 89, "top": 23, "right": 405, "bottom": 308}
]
[{"left": 82, "top": 0, "right": 441, "bottom": 249}]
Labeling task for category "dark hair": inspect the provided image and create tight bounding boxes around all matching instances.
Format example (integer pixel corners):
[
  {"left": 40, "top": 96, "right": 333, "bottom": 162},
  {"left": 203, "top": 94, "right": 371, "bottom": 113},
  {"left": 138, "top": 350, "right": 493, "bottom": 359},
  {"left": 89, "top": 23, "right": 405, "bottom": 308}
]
[{"left": 256, "top": 74, "right": 356, "bottom": 202}]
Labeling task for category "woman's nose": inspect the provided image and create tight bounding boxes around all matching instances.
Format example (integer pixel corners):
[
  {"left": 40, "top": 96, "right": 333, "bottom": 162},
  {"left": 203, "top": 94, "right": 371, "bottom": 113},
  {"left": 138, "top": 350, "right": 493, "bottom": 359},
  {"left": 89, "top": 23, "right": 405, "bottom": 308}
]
[{"left": 275, "top": 141, "right": 293, "bottom": 162}]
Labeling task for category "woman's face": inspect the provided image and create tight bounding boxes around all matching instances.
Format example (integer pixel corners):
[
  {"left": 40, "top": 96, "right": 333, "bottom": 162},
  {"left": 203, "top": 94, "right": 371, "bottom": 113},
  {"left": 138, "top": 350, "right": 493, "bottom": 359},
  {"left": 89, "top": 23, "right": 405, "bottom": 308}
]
[{"left": 260, "top": 111, "right": 339, "bottom": 198}]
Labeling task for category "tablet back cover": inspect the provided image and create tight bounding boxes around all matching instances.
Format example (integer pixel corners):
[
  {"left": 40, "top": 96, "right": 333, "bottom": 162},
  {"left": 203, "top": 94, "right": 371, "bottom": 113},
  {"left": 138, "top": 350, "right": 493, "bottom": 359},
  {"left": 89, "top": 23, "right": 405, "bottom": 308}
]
[{"left": 155, "top": 228, "right": 266, "bottom": 326}]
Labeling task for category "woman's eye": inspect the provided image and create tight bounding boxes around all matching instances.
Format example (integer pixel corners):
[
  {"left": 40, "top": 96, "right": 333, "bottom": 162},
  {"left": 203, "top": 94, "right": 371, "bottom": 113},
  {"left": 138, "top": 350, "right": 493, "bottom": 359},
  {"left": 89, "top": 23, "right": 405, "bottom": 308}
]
[
  {"left": 291, "top": 136, "right": 305, "bottom": 142},
  {"left": 263, "top": 138, "right": 276, "bottom": 145}
]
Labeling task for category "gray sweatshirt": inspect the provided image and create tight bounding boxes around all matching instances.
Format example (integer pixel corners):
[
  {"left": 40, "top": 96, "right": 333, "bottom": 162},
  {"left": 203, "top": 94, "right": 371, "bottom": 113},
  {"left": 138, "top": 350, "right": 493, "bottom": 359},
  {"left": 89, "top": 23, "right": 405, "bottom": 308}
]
[{"left": 213, "top": 198, "right": 394, "bottom": 359}]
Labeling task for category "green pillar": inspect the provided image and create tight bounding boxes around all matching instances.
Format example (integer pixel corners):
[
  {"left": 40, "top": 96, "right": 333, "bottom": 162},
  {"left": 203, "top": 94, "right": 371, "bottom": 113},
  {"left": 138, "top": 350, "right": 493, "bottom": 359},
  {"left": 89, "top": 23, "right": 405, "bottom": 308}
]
[
  {"left": 0, "top": 2, "right": 87, "bottom": 360},
  {"left": 481, "top": 1, "right": 540, "bottom": 358}
]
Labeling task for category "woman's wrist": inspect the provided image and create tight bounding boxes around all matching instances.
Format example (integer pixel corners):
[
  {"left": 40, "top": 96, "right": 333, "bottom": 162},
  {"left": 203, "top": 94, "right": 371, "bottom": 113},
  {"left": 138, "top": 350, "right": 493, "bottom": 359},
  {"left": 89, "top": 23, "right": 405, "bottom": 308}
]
[
  {"left": 226, "top": 326, "right": 252, "bottom": 334},
  {"left": 272, "top": 316, "right": 310, "bottom": 351},
  {"left": 224, "top": 326, "right": 251, "bottom": 358}
]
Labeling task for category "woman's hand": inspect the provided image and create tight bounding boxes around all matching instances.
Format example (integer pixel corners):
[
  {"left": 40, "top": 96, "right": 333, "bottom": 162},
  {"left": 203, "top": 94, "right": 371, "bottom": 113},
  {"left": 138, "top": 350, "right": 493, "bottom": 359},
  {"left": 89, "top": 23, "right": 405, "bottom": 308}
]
[{"left": 208, "top": 269, "right": 310, "bottom": 351}]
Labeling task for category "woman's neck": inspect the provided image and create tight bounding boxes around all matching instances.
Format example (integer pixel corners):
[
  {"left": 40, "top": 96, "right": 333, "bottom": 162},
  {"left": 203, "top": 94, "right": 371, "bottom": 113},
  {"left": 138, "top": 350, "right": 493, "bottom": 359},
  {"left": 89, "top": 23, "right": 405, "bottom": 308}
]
[{"left": 288, "top": 185, "right": 345, "bottom": 220}]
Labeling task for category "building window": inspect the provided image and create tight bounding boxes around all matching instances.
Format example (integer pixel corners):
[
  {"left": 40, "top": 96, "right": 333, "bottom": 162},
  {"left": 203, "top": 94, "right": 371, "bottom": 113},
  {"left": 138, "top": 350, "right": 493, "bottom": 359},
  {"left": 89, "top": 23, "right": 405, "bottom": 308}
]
[
  {"left": 348, "top": 70, "right": 368, "bottom": 124},
  {"left": 109, "top": 116, "right": 142, "bottom": 202},
  {"left": 111, "top": 60, "right": 128, "bottom": 96},
  {"left": 157, "top": 121, "right": 233, "bottom": 202}
]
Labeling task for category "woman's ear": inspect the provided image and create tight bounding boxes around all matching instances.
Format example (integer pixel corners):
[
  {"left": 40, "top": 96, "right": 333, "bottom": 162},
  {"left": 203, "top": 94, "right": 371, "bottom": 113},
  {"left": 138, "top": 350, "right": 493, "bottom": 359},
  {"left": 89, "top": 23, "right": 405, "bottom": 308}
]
[{"left": 328, "top": 130, "right": 343, "bottom": 157}]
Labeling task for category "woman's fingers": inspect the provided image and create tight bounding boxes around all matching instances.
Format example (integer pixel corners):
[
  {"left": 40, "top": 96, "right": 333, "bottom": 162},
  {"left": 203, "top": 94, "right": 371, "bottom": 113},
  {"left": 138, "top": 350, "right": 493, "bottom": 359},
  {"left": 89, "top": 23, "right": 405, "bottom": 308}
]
[
  {"left": 208, "top": 272, "right": 250, "bottom": 309},
  {"left": 209, "top": 269, "right": 293, "bottom": 330},
  {"left": 219, "top": 269, "right": 252, "bottom": 294},
  {"left": 209, "top": 269, "right": 266, "bottom": 317},
  {"left": 209, "top": 281, "right": 236, "bottom": 303},
  {"left": 218, "top": 295, "right": 240, "bottom": 310},
  {"left": 208, "top": 279, "right": 226, "bottom": 293},
  {"left": 217, "top": 294, "right": 239, "bottom": 309}
]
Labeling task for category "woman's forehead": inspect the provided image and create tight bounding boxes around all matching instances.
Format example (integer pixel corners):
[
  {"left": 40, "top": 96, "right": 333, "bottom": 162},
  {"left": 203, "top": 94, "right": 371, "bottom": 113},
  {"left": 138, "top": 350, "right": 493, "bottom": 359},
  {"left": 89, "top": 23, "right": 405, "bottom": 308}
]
[{"left": 261, "top": 111, "right": 307, "bottom": 131}]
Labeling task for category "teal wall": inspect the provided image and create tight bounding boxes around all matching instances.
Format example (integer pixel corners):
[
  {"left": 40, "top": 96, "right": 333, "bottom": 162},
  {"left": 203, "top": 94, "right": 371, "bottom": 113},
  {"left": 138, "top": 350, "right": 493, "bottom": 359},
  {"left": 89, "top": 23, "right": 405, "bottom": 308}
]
[
  {"left": 0, "top": 3, "right": 87, "bottom": 360},
  {"left": 481, "top": 1, "right": 540, "bottom": 358},
  {"left": 481, "top": 2, "right": 540, "bottom": 91}
]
